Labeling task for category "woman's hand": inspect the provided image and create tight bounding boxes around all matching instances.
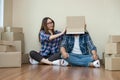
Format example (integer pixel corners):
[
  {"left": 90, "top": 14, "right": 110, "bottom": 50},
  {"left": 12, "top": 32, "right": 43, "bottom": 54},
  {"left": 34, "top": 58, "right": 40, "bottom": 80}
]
[{"left": 61, "top": 28, "right": 67, "bottom": 35}]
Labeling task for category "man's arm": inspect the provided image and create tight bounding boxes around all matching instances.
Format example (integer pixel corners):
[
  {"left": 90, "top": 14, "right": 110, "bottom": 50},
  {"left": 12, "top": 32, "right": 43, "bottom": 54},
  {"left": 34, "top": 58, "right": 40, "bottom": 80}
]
[
  {"left": 91, "top": 50, "right": 98, "bottom": 60},
  {"left": 60, "top": 47, "right": 69, "bottom": 59},
  {"left": 60, "top": 35, "right": 69, "bottom": 59},
  {"left": 86, "top": 33, "right": 98, "bottom": 60}
]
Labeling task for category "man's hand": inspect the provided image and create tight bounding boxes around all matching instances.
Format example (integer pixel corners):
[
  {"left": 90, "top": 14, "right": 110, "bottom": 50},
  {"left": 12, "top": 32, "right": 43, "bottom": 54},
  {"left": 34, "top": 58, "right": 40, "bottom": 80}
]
[
  {"left": 62, "top": 52, "right": 69, "bottom": 59},
  {"left": 92, "top": 54, "right": 98, "bottom": 60},
  {"left": 60, "top": 47, "right": 69, "bottom": 59},
  {"left": 91, "top": 50, "right": 99, "bottom": 60}
]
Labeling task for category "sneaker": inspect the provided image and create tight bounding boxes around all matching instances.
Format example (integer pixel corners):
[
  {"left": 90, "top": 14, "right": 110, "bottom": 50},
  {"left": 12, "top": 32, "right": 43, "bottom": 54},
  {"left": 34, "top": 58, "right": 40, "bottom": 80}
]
[
  {"left": 52, "top": 59, "right": 69, "bottom": 66},
  {"left": 93, "top": 60, "right": 100, "bottom": 68},
  {"left": 29, "top": 57, "right": 39, "bottom": 65}
]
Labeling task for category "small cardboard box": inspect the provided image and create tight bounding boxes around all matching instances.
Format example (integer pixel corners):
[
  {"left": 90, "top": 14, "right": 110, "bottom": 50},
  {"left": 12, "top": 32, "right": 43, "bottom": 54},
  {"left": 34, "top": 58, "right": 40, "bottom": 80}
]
[
  {"left": 4, "top": 27, "right": 23, "bottom": 32},
  {"left": 0, "top": 52, "right": 21, "bottom": 67},
  {"left": 66, "top": 16, "right": 85, "bottom": 34},
  {"left": 108, "top": 35, "right": 120, "bottom": 43},
  {"left": 0, "top": 41, "right": 21, "bottom": 52},
  {"left": 105, "top": 43, "right": 120, "bottom": 54},
  {"left": 1, "top": 32, "right": 25, "bottom": 53},
  {"left": 1, "top": 32, "right": 24, "bottom": 41},
  {"left": 105, "top": 56, "right": 120, "bottom": 70},
  {"left": 0, "top": 45, "right": 16, "bottom": 52},
  {"left": 22, "top": 54, "right": 29, "bottom": 64}
]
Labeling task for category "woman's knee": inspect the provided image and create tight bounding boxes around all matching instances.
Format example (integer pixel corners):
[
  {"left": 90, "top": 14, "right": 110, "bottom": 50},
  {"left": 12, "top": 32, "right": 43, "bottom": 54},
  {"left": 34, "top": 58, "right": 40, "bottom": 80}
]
[{"left": 29, "top": 50, "right": 38, "bottom": 58}]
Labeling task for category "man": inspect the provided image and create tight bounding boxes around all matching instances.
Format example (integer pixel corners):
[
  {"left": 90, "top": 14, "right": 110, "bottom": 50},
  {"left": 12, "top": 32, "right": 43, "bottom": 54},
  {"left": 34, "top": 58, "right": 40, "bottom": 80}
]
[{"left": 60, "top": 32, "right": 100, "bottom": 67}]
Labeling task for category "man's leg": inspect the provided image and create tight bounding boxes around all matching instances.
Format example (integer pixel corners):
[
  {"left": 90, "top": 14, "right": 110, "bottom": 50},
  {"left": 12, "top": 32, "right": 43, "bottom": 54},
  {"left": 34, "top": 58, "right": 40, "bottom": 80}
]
[{"left": 65, "top": 53, "right": 94, "bottom": 67}]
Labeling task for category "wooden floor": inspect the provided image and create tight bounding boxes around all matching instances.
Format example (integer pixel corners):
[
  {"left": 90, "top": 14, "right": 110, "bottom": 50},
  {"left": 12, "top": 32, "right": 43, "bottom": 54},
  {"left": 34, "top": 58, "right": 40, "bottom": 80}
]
[{"left": 0, "top": 64, "right": 120, "bottom": 80}]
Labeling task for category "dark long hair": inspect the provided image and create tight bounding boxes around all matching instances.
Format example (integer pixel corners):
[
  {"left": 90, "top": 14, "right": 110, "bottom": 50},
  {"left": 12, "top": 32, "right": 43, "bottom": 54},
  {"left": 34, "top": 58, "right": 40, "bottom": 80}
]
[{"left": 39, "top": 17, "right": 55, "bottom": 42}]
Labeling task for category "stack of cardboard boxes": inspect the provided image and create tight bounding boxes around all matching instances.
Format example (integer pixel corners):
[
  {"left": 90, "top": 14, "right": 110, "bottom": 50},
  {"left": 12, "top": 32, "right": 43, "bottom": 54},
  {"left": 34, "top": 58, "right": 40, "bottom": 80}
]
[
  {"left": 104, "top": 35, "right": 120, "bottom": 70},
  {"left": 0, "top": 27, "right": 29, "bottom": 67}
]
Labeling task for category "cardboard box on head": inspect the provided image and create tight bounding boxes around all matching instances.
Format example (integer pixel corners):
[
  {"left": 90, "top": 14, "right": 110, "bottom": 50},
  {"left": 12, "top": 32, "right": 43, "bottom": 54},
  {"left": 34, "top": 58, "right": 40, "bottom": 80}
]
[{"left": 66, "top": 16, "right": 85, "bottom": 34}]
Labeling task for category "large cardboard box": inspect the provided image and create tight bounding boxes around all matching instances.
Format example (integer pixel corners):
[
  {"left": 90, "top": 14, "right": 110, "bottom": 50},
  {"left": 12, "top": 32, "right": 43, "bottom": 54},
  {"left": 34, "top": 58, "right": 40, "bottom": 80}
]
[
  {"left": 0, "top": 45, "right": 16, "bottom": 52},
  {"left": 66, "top": 16, "right": 85, "bottom": 34},
  {"left": 108, "top": 35, "right": 120, "bottom": 43},
  {"left": 105, "top": 56, "right": 120, "bottom": 70},
  {"left": 22, "top": 54, "right": 29, "bottom": 64},
  {"left": 0, "top": 52, "right": 21, "bottom": 67},
  {"left": 105, "top": 43, "right": 120, "bottom": 54},
  {"left": 0, "top": 41, "right": 21, "bottom": 52},
  {"left": 103, "top": 53, "right": 120, "bottom": 65},
  {"left": 1, "top": 32, "right": 25, "bottom": 53},
  {"left": 4, "top": 27, "right": 23, "bottom": 32}
]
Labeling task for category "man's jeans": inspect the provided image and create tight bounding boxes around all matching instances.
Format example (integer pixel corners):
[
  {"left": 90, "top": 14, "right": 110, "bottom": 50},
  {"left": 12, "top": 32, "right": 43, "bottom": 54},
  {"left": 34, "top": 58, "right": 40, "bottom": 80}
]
[{"left": 64, "top": 53, "right": 94, "bottom": 67}]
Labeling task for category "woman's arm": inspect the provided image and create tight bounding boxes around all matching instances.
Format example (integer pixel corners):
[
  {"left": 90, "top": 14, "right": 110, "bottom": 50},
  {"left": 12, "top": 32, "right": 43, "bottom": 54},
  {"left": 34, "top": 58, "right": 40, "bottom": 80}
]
[{"left": 49, "top": 28, "right": 66, "bottom": 40}]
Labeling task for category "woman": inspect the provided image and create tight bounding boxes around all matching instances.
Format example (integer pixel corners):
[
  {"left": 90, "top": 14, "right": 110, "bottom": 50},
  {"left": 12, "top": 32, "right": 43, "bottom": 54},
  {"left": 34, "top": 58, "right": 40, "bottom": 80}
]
[{"left": 29, "top": 17, "right": 66, "bottom": 65}]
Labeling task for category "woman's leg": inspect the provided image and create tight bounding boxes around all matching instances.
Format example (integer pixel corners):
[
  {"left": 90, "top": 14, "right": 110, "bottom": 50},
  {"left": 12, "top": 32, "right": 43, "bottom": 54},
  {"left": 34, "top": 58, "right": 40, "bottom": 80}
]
[
  {"left": 48, "top": 53, "right": 61, "bottom": 61},
  {"left": 29, "top": 50, "right": 52, "bottom": 64}
]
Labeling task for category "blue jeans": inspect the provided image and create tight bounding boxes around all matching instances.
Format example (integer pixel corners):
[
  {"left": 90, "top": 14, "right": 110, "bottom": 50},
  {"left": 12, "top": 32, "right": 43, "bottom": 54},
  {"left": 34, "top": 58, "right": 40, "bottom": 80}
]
[{"left": 64, "top": 53, "right": 94, "bottom": 67}]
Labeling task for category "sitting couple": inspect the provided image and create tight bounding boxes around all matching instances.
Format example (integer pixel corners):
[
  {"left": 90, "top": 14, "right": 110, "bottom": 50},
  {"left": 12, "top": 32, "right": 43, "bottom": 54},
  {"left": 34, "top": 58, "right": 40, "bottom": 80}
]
[{"left": 29, "top": 17, "right": 100, "bottom": 68}]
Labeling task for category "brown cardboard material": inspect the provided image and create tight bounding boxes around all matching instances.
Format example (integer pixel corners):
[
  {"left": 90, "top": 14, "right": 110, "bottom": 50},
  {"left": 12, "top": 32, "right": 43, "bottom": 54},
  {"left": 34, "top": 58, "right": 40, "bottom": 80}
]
[
  {"left": 0, "top": 52, "right": 21, "bottom": 67},
  {"left": 108, "top": 35, "right": 120, "bottom": 43},
  {"left": 0, "top": 28, "right": 3, "bottom": 40},
  {"left": 1, "top": 32, "right": 24, "bottom": 41},
  {"left": 22, "top": 54, "right": 29, "bottom": 64},
  {"left": 1, "top": 32, "right": 25, "bottom": 53},
  {"left": 0, "top": 45, "right": 16, "bottom": 52},
  {"left": 105, "top": 43, "right": 120, "bottom": 54},
  {"left": 104, "top": 53, "right": 120, "bottom": 57},
  {"left": 4, "top": 27, "right": 23, "bottom": 32},
  {"left": 105, "top": 56, "right": 120, "bottom": 70},
  {"left": 0, "top": 40, "right": 14, "bottom": 45},
  {"left": 66, "top": 16, "right": 85, "bottom": 34},
  {"left": 0, "top": 41, "right": 21, "bottom": 52}
]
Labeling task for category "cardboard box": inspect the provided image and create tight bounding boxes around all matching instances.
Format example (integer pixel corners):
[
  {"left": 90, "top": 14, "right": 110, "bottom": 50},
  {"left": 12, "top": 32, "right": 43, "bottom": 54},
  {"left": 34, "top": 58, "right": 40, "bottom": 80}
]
[
  {"left": 66, "top": 16, "right": 85, "bottom": 34},
  {"left": 104, "top": 53, "right": 120, "bottom": 57},
  {"left": 0, "top": 45, "right": 16, "bottom": 52},
  {"left": 4, "top": 27, "right": 23, "bottom": 32},
  {"left": 0, "top": 28, "right": 4, "bottom": 40},
  {"left": 0, "top": 40, "right": 14, "bottom": 45},
  {"left": 22, "top": 54, "right": 29, "bottom": 64},
  {"left": 105, "top": 43, "right": 120, "bottom": 54},
  {"left": 0, "top": 41, "right": 21, "bottom": 52},
  {"left": 103, "top": 52, "right": 120, "bottom": 65},
  {"left": 0, "top": 52, "right": 21, "bottom": 67},
  {"left": 108, "top": 35, "right": 120, "bottom": 43},
  {"left": 1, "top": 32, "right": 25, "bottom": 53},
  {"left": 1, "top": 32, "right": 24, "bottom": 41},
  {"left": 105, "top": 56, "right": 120, "bottom": 70}
]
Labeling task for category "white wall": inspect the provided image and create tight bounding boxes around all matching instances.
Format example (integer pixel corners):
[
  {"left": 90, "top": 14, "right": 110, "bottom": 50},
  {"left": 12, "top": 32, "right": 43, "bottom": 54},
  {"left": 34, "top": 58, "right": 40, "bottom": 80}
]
[
  {"left": 4, "top": 0, "right": 13, "bottom": 27},
  {"left": 12, "top": 0, "right": 120, "bottom": 58},
  {"left": 0, "top": 0, "right": 4, "bottom": 27}
]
